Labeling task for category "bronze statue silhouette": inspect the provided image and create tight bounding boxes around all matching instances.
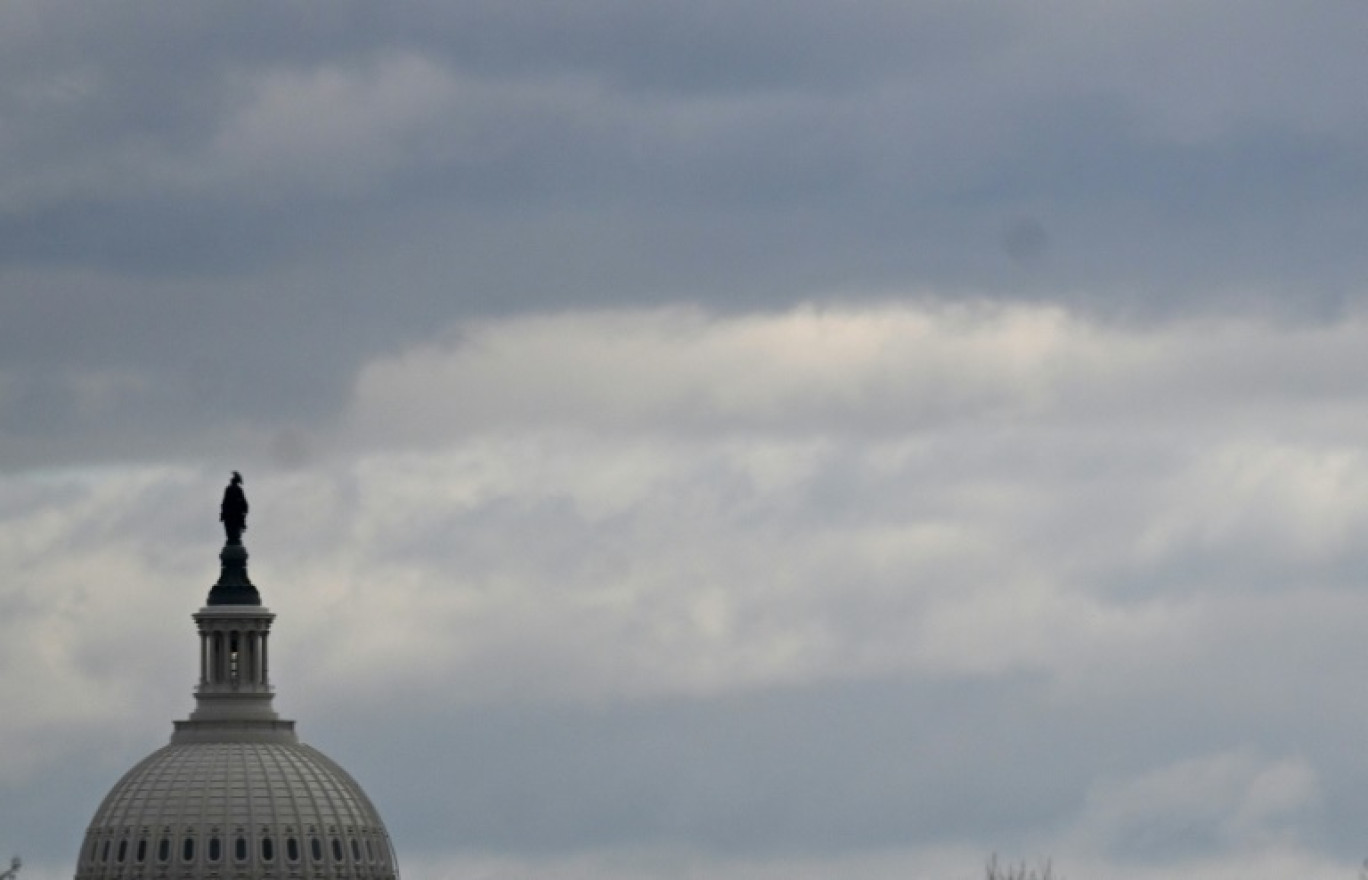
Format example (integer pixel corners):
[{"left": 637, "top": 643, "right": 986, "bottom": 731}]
[{"left": 220, "top": 471, "right": 249, "bottom": 545}]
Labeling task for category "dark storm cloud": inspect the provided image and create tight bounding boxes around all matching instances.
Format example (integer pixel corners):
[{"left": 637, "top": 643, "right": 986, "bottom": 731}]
[
  {"left": 3, "top": 1, "right": 1368, "bottom": 456},
  {"left": 5, "top": 0, "right": 1365, "bottom": 288}
]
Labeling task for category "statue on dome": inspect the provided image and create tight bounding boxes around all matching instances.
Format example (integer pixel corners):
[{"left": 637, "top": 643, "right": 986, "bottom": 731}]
[{"left": 220, "top": 471, "right": 249, "bottom": 545}]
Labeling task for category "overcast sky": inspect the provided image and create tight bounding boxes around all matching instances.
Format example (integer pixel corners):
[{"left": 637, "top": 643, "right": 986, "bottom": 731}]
[{"left": 5, "top": 3, "right": 1368, "bottom": 879}]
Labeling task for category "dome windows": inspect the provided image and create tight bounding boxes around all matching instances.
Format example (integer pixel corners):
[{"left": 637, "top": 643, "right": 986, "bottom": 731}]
[
  {"left": 181, "top": 835, "right": 195, "bottom": 863},
  {"left": 286, "top": 836, "right": 300, "bottom": 863}
]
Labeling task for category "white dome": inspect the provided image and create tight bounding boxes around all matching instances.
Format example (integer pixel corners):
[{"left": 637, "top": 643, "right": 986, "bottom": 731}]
[
  {"left": 74, "top": 537, "right": 400, "bottom": 880},
  {"left": 76, "top": 742, "right": 397, "bottom": 880}
]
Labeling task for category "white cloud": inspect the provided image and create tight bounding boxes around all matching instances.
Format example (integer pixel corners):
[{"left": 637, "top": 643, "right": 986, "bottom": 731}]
[
  {"left": 13, "top": 302, "right": 1368, "bottom": 872},
  {"left": 346, "top": 303, "right": 1077, "bottom": 440},
  {"left": 0, "top": 467, "right": 201, "bottom": 780},
  {"left": 14, "top": 302, "right": 1368, "bottom": 714},
  {"left": 183, "top": 305, "right": 1356, "bottom": 707},
  {"left": 346, "top": 303, "right": 1368, "bottom": 442}
]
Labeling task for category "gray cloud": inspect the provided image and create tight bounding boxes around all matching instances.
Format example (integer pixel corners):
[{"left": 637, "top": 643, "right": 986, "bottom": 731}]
[
  {"left": 3, "top": 2, "right": 1367, "bottom": 471},
  {"left": 11, "top": 302, "right": 1368, "bottom": 878},
  {"left": 7, "top": 5, "right": 1368, "bottom": 879}
]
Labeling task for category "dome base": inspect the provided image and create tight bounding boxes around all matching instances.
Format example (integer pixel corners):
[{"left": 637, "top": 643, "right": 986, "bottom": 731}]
[{"left": 171, "top": 718, "right": 297, "bottom": 744}]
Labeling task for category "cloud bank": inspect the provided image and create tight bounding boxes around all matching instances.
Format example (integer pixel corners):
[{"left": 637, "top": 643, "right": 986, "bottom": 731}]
[
  {"left": 6, "top": 2, "right": 1368, "bottom": 878},
  {"left": 8, "top": 302, "right": 1368, "bottom": 879}
]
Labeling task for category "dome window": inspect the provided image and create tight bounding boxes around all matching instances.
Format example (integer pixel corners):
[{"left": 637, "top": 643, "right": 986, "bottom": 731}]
[
  {"left": 117, "top": 839, "right": 128, "bottom": 863},
  {"left": 157, "top": 838, "right": 170, "bottom": 863},
  {"left": 208, "top": 836, "right": 222, "bottom": 862},
  {"left": 229, "top": 632, "right": 240, "bottom": 685},
  {"left": 310, "top": 837, "right": 323, "bottom": 862},
  {"left": 365, "top": 838, "right": 374, "bottom": 861},
  {"left": 101, "top": 840, "right": 110, "bottom": 863},
  {"left": 286, "top": 837, "right": 300, "bottom": 863},
  {"left": 235, "top": 836, "right": 248, "bottom": 861},
  {"left": 261, "top": 837, "right": 275, "bottom": 862},
  {"left": 136, "top": 838, "right": 147, "bottom": 863},
  {"left": 182, "top": 836, "right": 195, "bottom": 862},
  {"left": 351, "top": 839, "right": 361, "bottom": 861}
]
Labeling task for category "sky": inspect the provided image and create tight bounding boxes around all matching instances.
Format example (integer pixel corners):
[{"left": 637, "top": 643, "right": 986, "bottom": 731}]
[{"left": 4, "top": 2, "right": 1368, "bottom": 878}]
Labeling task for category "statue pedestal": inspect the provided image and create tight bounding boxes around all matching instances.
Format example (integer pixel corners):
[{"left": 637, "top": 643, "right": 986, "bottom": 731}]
[{"left": 207, "top": 542, "right": 261, "bottom": 606}]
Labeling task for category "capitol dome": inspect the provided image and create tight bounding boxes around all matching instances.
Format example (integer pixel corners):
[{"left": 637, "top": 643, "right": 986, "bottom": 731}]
[{"left": 74, "top": 495, "right": 399, "bottom": 880}]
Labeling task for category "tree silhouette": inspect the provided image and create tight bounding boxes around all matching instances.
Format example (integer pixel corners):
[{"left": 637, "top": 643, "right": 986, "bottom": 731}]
[{"left": 985, "top": 854, "right": 1058, "bottom": 880}]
